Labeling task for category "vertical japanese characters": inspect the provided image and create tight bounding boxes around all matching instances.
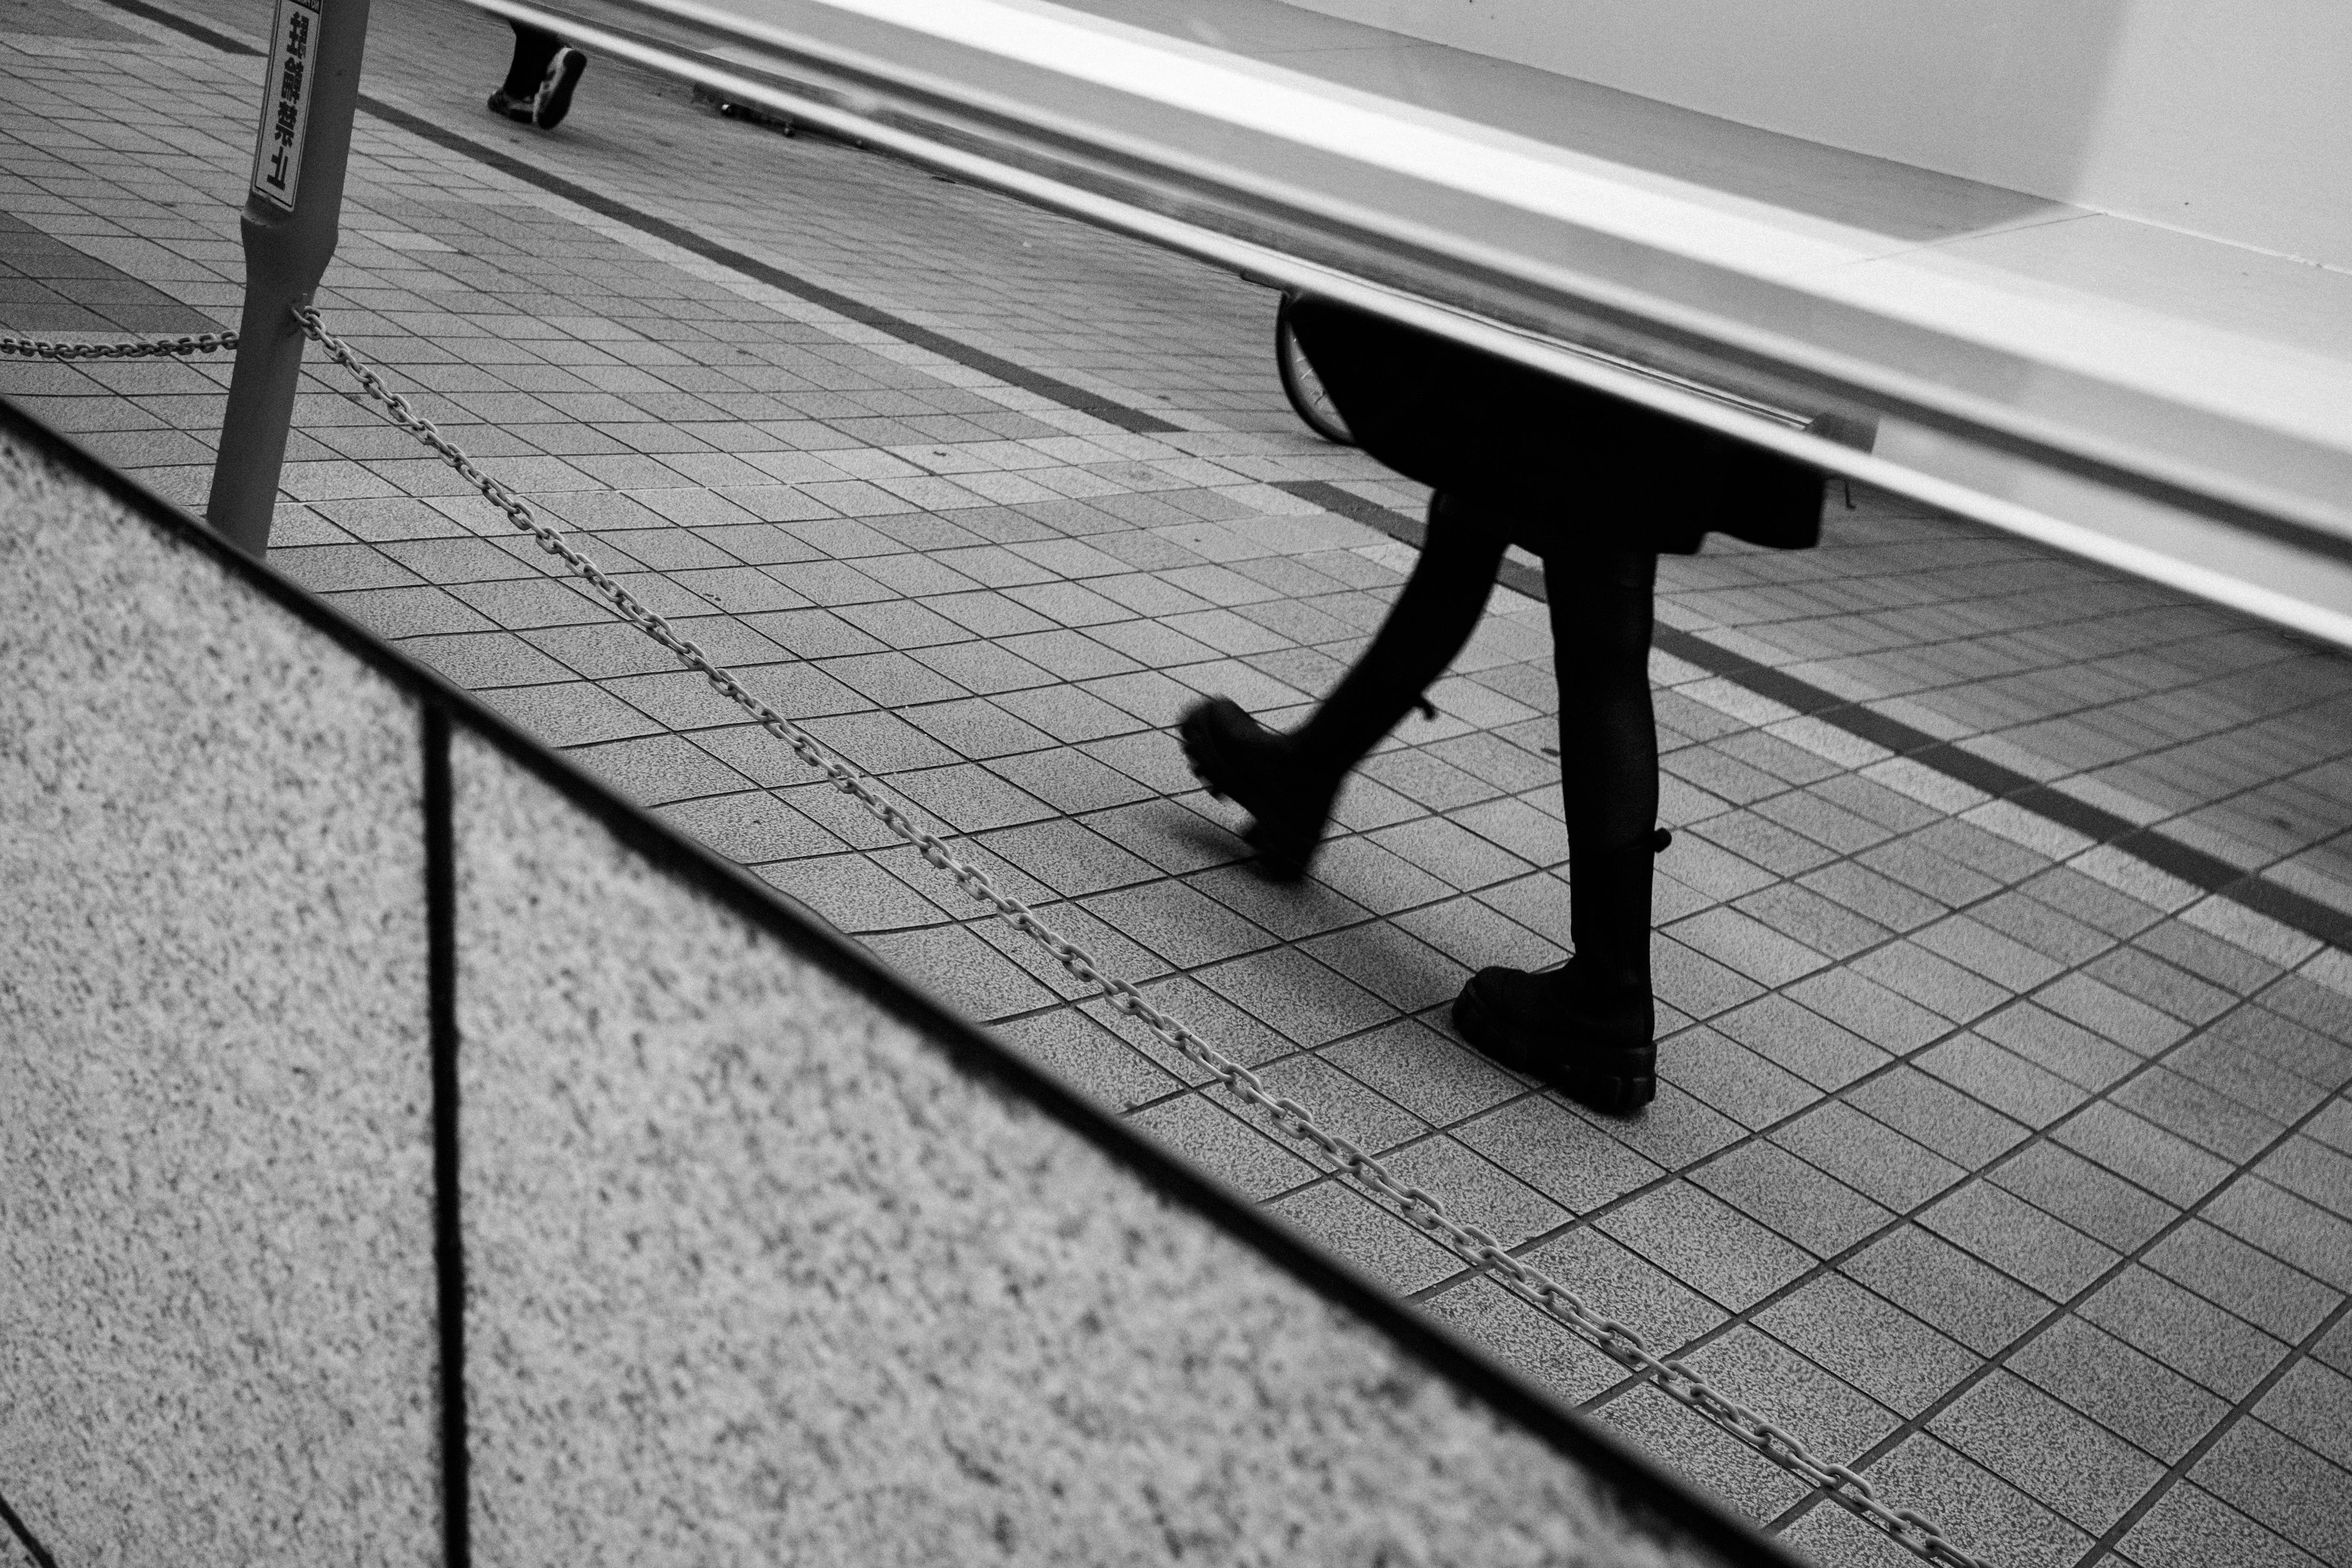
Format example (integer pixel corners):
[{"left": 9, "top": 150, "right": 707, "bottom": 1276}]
[{"left": 249, "top": 0, "right": 323, "bottom": 211}]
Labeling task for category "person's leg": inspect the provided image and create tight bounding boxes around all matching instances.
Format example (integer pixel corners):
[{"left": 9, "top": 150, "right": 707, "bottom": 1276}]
[
  {"left": 496, "top": 23, "right": 560, "bottom": 100},
  {"left": 1180, "top": 492, "right": 1509, "bottom": 877},
  {"left": 1555, "top": 543, "right": 1661, "bottom": 1001},
  {"left": 1453, "top": 542, "right": 1663, "bottom": 1114}
]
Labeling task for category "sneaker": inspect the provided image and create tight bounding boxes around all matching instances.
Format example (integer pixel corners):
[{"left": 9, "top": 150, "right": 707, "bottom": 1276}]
[
  {"left": 532, "top": 47, "right": 588, "bottom": 130},
  {"left": 485, "top": 90, "right": 532, "bottom": 123}
]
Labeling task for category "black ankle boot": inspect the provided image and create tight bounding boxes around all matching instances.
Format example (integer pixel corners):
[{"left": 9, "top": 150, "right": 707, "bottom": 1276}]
[
  {"left": 1176, "top": 700, "right": 1345, "bottom": 884},
  {"left": 1178, "top": 697, "right": 1340, "bottom": 880},
  {"left": 1452, "top": 958, "right": 1657, "bottom": 1114}
]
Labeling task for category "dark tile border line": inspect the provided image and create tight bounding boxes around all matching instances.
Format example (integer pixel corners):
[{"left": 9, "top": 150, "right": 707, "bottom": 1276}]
[
  {"left": 94, "top": 0, "right": 1183, "bottom": 436},
  {"left": 0, "top": 1489, "right": 58, "bottom": 1568},
  {"left": 1, "top": 393, "right": 1806, "bottom": 1568},
  {"left": 1276, "top": 478, "right": 2352, "bottom": 957}
]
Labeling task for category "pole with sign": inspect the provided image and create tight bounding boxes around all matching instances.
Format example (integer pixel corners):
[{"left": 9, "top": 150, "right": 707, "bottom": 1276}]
[{"left": 205, "top": 0, "right": 371, "bottom": 557}]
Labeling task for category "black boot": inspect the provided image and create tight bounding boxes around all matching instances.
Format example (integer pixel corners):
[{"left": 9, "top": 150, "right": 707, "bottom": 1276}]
[
  {"left": 1453, "top": 829, "right": 1664, "bottom": 1115},
  {"left": 1178, "top": 697, "right": 1338, "bottom": 880},
  {"left": 1178, "top": 496, "right": 1507, "bottom": 878},
  {"left": 1453, "top": 960, "right": 1656, "bottom": 1114},
  {"left": 1456, "top": 543, "right": 1663, "bottom": 1115}
]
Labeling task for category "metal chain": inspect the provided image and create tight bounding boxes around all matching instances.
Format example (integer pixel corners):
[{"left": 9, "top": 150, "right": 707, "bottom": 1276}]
[
  {"left": 295, "top": 304, "right": 1986, "bottom": 1568},
  {"left": 1, "top": 331, "right": 237, "bottom": 360}
]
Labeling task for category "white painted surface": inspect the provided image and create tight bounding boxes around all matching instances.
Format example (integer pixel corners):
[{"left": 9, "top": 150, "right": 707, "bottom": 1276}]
[
  {"left": 515, "top": 0, "right": 2352, "bottom": 638},
  {"left": 1281, "top": 0, "right": 2352, "bottom": 269}
]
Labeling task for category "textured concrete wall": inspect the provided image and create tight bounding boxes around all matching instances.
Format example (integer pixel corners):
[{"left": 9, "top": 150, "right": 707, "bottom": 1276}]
[
  {"left": 0, "top": 425, "right": 442, "bottom": 1564},
  {"left": 451, "top": 730, "right": 1724, "bottom": 1568}
]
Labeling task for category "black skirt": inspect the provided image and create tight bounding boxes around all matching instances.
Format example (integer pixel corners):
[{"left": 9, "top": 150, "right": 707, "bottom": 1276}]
[{"left": 1289, "top": 300, "right": 1823, "bottom": 557}]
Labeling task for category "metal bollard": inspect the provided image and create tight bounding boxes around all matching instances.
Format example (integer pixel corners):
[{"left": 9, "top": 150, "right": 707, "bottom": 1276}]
[{"left": 205, "top": 0, "right": 372, "bottom": 557}]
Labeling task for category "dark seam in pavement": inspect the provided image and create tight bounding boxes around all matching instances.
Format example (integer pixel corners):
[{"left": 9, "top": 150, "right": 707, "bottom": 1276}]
[
  {"left": 1277, "top": 477, "right": 2352, "bottom": 957},
  {"left": 97, "top": 0, "right": 1186, "bottom": 434}
]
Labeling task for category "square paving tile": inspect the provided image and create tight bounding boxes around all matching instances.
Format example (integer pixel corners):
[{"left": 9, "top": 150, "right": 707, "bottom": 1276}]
[
  {"left": 2251, "top": 1356, "right": 2352, "bottom": 1472},
  {"left": 2143, "top": 1219, "right": 2344, "bottom": 1343},
  {"left": 1772, "top": 1101, "right": 1969, "bottom": 1212},
  {"left": 2190, "top": 1417, "right": 2352, "bottom": 1566},
  {"left": 1753, "top": 1272, "right": 1981, "bottom": 1418},
  {"left": 1518, "top": 1226, "right": 1728, "bottom": 1357},
  {"left": 1317, "top": 1020, "right": 1521, "bottom": 1127},
  {"left": 2007, "top": 1314, "right": 2229, "bottom": 1464},
  {"left": 1692, "top": 1139, "right": 1896, "bottom": 1259},
  {"left": 1267, "top": 1181, "right": 1461, "bottom": 1295},
  {"left": 1121, "top": 1091, "right": 1319, "bottom": 1201},
  {"left": 1418, "top": 1276, "right": 1626, "bottom": 1406},
  {"left": 2075, "top": 1265, "right": 2296, "bottom": 1401},
  {"left": 1928, "top": 1369, "right": 2165, "bottom": 1533},
  {"left": 1454, "top": 1096, "right": 1667, "bottom": 1215},
  {"left": 1986, "top": 1140, "right": 2181, "bottom": 1253},
  {"left": 1918, "top": 1180, "right": 2124, "bottom": 1303},
  {"left": 1860, "top": 1432, "right": 2092, "bottom": 1568},
  {"left": 991, "top": 1007, "right": 1182, "bottom": 1112},
  {"left": 1597, "top": 1382, "right": 1813, "bottom": 1521},
  {"left": 2117, "top": 1480, "right": 2326, "bottom": 1568},
  {"left": 1374, "top": 1134, "right": 1567, "bottom": 1249},
  {"left": 1598, "top": 1179, "right": 1816, "bottom": 1311},
  {"left": 1843, "top": 1224, "right": 2054, "bottom": 1356}
]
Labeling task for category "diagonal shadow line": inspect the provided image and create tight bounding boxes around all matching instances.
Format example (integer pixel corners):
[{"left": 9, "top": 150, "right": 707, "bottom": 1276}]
[{"left": 0, "top": 1488, "right": 59, "bottom": 1568}]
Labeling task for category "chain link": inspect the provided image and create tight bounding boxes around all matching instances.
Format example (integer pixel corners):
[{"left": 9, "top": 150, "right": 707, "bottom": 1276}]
[
  {"left": 294, "top": 304, "right": 1986, "bottom": 1568},
  {"left": 1, "top": 331, "right": 237, "bottom": 360}
]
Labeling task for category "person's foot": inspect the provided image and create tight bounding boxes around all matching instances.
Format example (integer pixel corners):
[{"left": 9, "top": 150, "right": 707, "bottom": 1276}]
[
  {"left": 1452, "top": 962, "right": 1657, "bottom": 1115},
  {"left": 532, "top": 47, "right": 589, "bottom": 130},
  {"left": 486, "top": 90, "right": 533, "bottom": 123},
  {"left": 1178, "top": 696, "right": 1338, "bottom": 880}
]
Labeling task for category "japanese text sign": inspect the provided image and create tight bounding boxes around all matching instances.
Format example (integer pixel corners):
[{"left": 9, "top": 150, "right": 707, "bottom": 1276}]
[{"left": 248, "top": 0, "right": 323, "bottom": 212}]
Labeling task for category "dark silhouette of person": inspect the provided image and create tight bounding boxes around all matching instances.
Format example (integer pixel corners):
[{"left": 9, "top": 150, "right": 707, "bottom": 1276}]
[
  {"left": 1181, "top": 298, "right": 1825, "bottom": 1115},
  {"left": 487, "top": 21, "right": 589, "bottom": 131}
]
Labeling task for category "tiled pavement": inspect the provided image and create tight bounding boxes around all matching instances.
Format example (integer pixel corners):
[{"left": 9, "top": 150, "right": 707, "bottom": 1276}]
[{"left": 7, "top": 3, "right": 2352, "bottom": 1565}]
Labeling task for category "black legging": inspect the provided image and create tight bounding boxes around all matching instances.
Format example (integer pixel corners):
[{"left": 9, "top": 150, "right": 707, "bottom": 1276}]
[
  {"left": 499, "top": 22, "right": 563, "bottom": 99},
  {"left": 1293, "top": 497, "right": 1658, "bottom": 977}
]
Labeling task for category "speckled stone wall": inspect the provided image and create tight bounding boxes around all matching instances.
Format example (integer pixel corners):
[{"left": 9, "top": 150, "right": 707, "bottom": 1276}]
[
  {"left": 0, "top": 426, "right": 442, "bottom": 1564},
  {"left": 451, "top": 731, "right": 1730, "bottom": 1568}
]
